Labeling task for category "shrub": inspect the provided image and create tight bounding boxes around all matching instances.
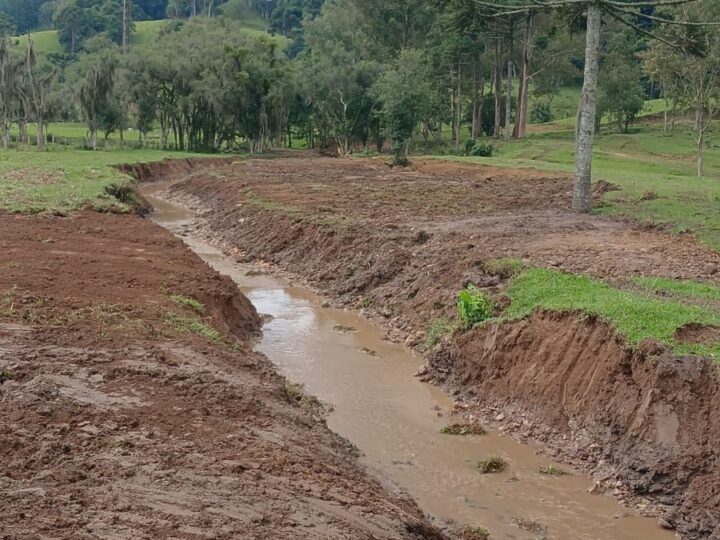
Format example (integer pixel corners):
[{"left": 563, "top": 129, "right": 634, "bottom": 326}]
[
  {"left": 460, "top": 526, "right": 491, "bottom": 540},
  {"left": 469, "top": 143, "right": 494, "bottom": 157},
  {"left": 457, "top": 285, "right": 494, "bottom": 328},
  {"left": 464, "top": 138, "right": 477, "bottom": 155},
  {"left": 530, "top": 102, "right": 554, "bottom": 124}
]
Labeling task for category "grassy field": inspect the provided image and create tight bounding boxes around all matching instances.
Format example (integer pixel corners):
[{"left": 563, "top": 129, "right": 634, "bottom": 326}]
[
  {"left": 0, "top": 147, "right": 207, "bottom": 213},
  {"left": 431, "top": 121, "right": 720, "bottom": 250}
]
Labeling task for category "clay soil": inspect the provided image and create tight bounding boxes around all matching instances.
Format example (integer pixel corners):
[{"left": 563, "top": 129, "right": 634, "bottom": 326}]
[
  {"left": 149, "top": 155, "right": 720, "bottom": 540},
  {"left": 0, "top": 211, "right": 444, "bottom": 539}
]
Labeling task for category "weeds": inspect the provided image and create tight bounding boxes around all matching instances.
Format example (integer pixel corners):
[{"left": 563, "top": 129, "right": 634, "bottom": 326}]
[
  {"left": 512, "top": 517, "right": 547, "bottom": 537},
  {"left": 426, "top": 318, "right": 455, "bottom": 347},
  {"left": 0, "top": 370, "right": 16, "bottom": 384},
  {"left": 482, "top": 258, "right": 526, "bottom": 279},
  {"left": 457, "top": 285, "right": 495, "bottom": 328},
  {"left": 441, "top": 422, "right": 486, "bottom": 436},
  {"left": 460, "top": 526, "right": 491, "bottom": 540},
  {"left": 477, "top": 456, "right": 507, "bottom": 474},
  {"left": 170, "top": 294, "right": 205, "bottom": 314},
  {"left": 165, "top": 313, "right": 221, "bottom": 342},
  {"left": 284, "top": 380, "right": 321, "bottom": 408},
  {"left": 538, "top": 464, "right": 570, "bottom": 476}
]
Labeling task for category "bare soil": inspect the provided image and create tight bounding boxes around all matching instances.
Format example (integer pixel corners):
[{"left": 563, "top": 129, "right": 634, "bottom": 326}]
[
  {"left": 0, "top": 211, "right": 444, "bottom": 539},
  {"left": 148, "top": 155, "right": 720, "bottom": 539}
]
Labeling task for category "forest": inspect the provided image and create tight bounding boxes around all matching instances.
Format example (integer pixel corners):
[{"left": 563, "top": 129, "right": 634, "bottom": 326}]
[{"left": 0, "top": 0, "right": 719, "bottom": 183}]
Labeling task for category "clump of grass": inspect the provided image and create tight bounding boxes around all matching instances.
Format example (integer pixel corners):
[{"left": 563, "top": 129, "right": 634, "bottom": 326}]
[
  {"left": 165, "top": 313, "right": 221, "bottom": 341},
  {"left": 512, "top": 517, "right": 547, "bottom": 536},
  {"left": 284, "top": 380, "right": 321, "bottom": 408},
  {"left": 0, "top": 370, "right": 16, "bottom": 384},
  {"left": 170, "top": 294, "right": 205, "bottom": 314},
  {"left": 333, "top": 324, "right": 358, "bottom": 333},
  {"left": 457, "top": 285, "right": 495, "bottom": 328},
  {"left": 460, "top": 526, "right": 491, "bottom": 540},
  {"left": 505, "top": 268, "right": 720, "bottom": 358},
  {"left": 483, "top": 258, "right": 526, "bottom": 279},
  {"left": 538, "top": 464, "right": 570, "bottom": 476},
  {"left": 426, "top": 318, "right": 455, "bottom": 347},
  {"left": 441, "top": 422, "right": 486, "bottom": 436},
  {"left": 477, "top": 456, "right": 507, "bottom": 474}
]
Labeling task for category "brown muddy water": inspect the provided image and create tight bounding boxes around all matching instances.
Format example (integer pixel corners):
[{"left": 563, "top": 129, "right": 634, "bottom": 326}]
[{"left": 141, "top": 183, "right": 676, "bottom": 540}]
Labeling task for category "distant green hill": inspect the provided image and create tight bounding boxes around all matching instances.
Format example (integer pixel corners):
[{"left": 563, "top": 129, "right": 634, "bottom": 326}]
[{"left": 14, "top": 15, "right": 280, "bottom": 56}]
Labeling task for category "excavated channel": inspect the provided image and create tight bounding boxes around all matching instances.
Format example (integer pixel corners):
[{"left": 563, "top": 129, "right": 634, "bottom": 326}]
[{"left": 141, "top": 183, "right": 676, "bottom": 540}]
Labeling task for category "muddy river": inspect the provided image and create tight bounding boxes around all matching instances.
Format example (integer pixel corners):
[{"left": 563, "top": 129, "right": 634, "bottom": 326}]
[{"left": 141, "top": 184, "right": 675, "bottom": 540}]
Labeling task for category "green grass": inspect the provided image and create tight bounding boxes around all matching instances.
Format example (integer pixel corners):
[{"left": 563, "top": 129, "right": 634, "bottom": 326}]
[
  {"left": 0, "top": 147, "right": 206, "bottom": 213},
  {"left": 165, "top": 313, "right": 221, "bottom": 341},
  {"left": 633, "top": 277, "right": 720, "bottom": 301},
  {"left": 170, "top": 294, "right": 205, "bottom": 314},
  {"left": 504, "top": 268, "right": 720, "bottom": 357},
  {"left": 425, "top": 121, "right": 720, "bottom": 250}
]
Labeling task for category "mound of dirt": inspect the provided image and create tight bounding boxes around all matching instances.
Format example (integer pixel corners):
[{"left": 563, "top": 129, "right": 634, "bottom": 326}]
[
  {"left": 153, "top": 155, "right": 720, "bottom": 539},
  {"left": 675, "top": 323, "right": 720, "bottom": 346},
  {"left": 0, "top": 212, "right": 444, "bottom": 539}
]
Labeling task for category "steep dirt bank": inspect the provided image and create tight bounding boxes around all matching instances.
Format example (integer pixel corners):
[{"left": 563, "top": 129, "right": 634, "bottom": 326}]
[
  {"left": 0, "top": 212, "right": 445, "bottom": 539},
  {"left": 425, "top": 311, "right": 720, "bottom": 538},
  {"left": 148, "top": 155, "right": 720, "bottom": 539}
]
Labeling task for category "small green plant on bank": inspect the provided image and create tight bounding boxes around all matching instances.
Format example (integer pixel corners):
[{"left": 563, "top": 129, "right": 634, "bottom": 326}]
[
  {"left": 457, "top": 285, "right": 495, "bottom": 328},
  {"left": 441, "top": 422, "right": 486, "bottom": 436},
  {"left": 426, "top": 317, "right": 455, "bottom": 347},
  {"left": 165, "top": 313, "right": 221, "bottom": 342},
  {"left": 538, "top": 464, "right": 570, "bottom": 476},
  {"left": 170, "top": 294, "right": 205, "bottom": 314},
  {"left": 482, "top": 258, "right": 526, "bottom": 279},
  {"left": 477, "top": 456, "right": 507, "bottom": 474},
  {"left": 460, "top": 526, "right": 491, "bottom": 540}
]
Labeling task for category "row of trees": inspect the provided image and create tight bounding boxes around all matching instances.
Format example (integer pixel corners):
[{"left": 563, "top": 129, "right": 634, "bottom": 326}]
[{"left": 0, "top": 1, "right": 718, "bottom": 209}]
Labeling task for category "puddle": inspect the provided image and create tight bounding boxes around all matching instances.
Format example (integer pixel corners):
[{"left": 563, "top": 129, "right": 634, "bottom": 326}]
[{"left": 141, "top": 183, "right": 676, "bottom": 540}]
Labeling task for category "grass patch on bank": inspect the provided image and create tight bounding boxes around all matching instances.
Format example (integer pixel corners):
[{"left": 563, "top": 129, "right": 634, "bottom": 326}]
[
  {"left": 0, "top": 148, "right": 207, "bottom": 213},
  {"left": 633, "top": 277, "right": 720, "bottom": 301},
  {"left": 165, "top": 313, "right": 221, "bottom": 341},
  {"left": 504, "top": 269, "right": 720, "bottom": 358}
]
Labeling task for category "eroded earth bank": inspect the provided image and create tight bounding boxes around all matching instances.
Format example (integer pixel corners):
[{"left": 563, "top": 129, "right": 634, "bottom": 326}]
[
  {"left": 132, "top": 155, "right": 720, "bottom": 540},
  {"left": 0, "top": 211, "right": 444, "bottom": 539}
]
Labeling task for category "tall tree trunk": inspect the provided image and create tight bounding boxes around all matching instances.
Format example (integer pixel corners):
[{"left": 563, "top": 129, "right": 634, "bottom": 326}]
[
  {"left": 455, "top": 59, "right": 462, "bottom": 150},
  {"left": 513, "top": 13, "right": 532, "bottom": 139},
  {"left": 472, "top": 54, "right": 479, "bottom": 139},
  {"left": 450, "top": 64, "right": 457, "bottom": 146},
  {"left": 122, "top": 0, "right": 131, "bottom": 53},
  {"left": 36, "top": 120, "right": 45, "bottom": 150},
  {"left": 494, "top": 39, "right": 502, "bottom": 138},
  {"left": 573, "top": 2, "right": 602, "bottom": 213},
  {"left": 504, "top": 23, "right": 514, "bottom": 142},
  {"left": 191, "top": 0, "right": 197, "bottom": 17},
  {"left": 696, "top": 102, "right": 705, "bottom": 177}
]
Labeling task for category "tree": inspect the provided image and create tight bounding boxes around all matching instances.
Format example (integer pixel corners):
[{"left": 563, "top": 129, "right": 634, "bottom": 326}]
[
  {"left": 373, "top": 49, "right": 432, "bottom": 165},
  {"left": 23, "top": 39, "right": 55, "bottom": 149},
  {"left": 474, "top": 0, "right": 712, "bottom": 213},
  {"left": 645, "top": 1, "right": 720, "bottom": 177},
  {"left": 598, "top": 35, "right": 644, "bottom": 133},
  {"left": 77, "top": 47, "right": 117, "bottom": 149}
]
